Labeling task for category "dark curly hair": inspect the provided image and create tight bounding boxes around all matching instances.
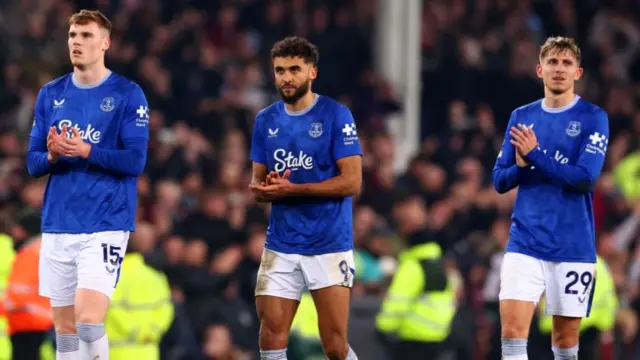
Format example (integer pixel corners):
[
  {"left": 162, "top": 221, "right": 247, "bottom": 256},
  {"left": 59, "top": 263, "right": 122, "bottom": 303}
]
[{"left": 270, "top": 36, "right": 319, "bottom": 66}]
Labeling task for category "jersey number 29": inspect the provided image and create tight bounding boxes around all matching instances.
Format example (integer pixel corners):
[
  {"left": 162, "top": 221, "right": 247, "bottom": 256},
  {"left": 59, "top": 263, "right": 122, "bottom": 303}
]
[{"left": 564, "top": 270, "right": 593, "bottom": 295}]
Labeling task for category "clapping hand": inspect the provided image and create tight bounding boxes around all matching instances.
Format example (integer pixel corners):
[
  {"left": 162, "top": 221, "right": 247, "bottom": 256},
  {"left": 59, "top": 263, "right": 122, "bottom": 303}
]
[
  {"left": 510, "top": 124, "right": 539, "bottom": 158},
  {"left": 515, "top": 150, "right": 529, "bottom": 168},
  {"left": 58, "top": 127, "right": 91, "bottom": 159},
  {"left": 47, "top": 125, "right": 67, "bottom": 163},
  {"left": 249, "top": 169, "right": 293, "bottom": 200}
]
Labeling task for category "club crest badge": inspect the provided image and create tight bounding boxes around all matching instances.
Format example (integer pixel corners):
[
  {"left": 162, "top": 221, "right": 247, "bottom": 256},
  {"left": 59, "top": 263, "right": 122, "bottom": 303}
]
[
  {"left": 309, "top": 122, "right": 323, "bottom": 138},
  {"left": 100, "top": 97, "right": 115, "bottom": 112},
  {"left": 566, "top": 121, "right": 581, "bottom": 137}
]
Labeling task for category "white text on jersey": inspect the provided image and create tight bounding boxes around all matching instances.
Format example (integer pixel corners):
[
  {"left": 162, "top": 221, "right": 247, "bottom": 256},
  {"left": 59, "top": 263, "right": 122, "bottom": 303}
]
[
  {"left": 58, "top": 119, "right": 101, "bottom": 144},
  {"left": 273, "top": 149, "right": 313, "bottom": 172}
]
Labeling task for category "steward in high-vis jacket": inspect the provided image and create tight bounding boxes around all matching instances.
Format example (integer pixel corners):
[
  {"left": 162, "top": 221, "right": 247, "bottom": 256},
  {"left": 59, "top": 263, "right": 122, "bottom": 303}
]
[
  {"left": 105, "top": 246, "right": 173, "bottom": 360},
  {"left": 0, "top": 233, "right": 16, "bottom": 360},
  {"left": 376, "top": 241, "right": 458, "bottom": 359}
]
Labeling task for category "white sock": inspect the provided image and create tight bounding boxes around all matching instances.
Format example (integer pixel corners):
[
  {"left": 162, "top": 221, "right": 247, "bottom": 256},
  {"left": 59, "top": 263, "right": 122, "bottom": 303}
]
[
  {"left": 56, "top": 333, "right": 79, "bottom": 359},
  {"left": 77, "top": 323, "right": 109, "bottom": 359},
  {"left": 260, "top": 348, "right": 287, "bottom": 359},
  {"left": 553, "top": 344, "right": 578, "bottom": 359},
  {"left": 502, "top": 338, "right": 528, "bottom": 359}
]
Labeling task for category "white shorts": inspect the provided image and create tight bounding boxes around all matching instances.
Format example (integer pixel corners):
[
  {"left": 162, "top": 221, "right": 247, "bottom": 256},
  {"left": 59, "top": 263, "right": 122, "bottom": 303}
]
[
  {"left": 255, "top": 248, "right": 355, "bottom": 301},
  {"left": 499, "top": 252, "right": 596, "bottom": 317},
  {"left": 39, "top": 231, "right": 129, "bottom": 307}
]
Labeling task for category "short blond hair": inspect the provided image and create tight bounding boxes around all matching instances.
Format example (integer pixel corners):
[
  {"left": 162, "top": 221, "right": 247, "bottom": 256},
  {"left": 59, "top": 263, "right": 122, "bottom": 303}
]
[
  {"left": 539, "top": 36, "right": 581, "bottom": 64},
  {"left": 68, "top": 9, "right": 111, "bottom": 33}
]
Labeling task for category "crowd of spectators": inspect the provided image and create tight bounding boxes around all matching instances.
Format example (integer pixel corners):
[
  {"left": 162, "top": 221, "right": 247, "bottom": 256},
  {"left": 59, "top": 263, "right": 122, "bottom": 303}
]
[{"left": 0, "top": 0, "right": 639, "bottom": 359}]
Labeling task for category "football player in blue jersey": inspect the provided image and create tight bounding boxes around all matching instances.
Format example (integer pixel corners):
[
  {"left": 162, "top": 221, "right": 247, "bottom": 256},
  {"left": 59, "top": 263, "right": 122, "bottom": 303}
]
[
  {"left": 248, "top": 37, "right": 362, "bottom": 360},
  {"left": 493, "top": 37, "right": 609, "bottom": 360},
  {"left": 25, "top": 9, "right": 149, "bottom": 360}
]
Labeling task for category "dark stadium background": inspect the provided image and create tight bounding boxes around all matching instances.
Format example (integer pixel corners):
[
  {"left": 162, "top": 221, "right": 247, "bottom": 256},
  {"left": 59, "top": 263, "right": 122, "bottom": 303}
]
[{"left": 1, "top": 0, "right": 640, "bottom": 359}]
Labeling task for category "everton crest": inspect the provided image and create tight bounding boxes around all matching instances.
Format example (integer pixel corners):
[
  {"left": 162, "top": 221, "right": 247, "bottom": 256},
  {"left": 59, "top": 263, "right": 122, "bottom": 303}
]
[
  {"left": 566, "top": 121, "right": 581, "bottom": 137},
  {"left": 100, "top": 97, "right": 115, "bottom": 112},
  {"left": 309, "top": 122, "right": 323, "bottom": 138}
]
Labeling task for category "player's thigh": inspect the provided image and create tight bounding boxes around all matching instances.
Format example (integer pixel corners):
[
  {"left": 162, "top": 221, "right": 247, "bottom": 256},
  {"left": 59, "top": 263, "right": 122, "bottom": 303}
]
[
  {"left": 543, "top": 261, "right": 596, "bottom": 318},
  {"left": 75, "top": 231, "right": 129, "bottom": 322},
  {"left": 51, "top": 305, "right": 76, "bottom": 334},
  {"left": 39, "top": 233, "right": 79, "bottom": 308},
  {"left": 255, "top": 249, "right": 304, "bottom": 335},
  {"left": 302, "top": 251, "right": 355, "bottom": 336},
  {"left": 499, "top": 252, "right": 546, "bottom": 338},
  {"left": 255, "top": 295, "right": 300, "bottom": 338},
  {"left": 310, "top": 286, "right": 351, "bottom": 347}
]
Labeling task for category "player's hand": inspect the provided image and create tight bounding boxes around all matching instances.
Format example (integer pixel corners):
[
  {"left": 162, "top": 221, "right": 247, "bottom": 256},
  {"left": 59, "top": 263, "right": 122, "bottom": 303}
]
[
  {"left": 47, "top": 126, "right": 67, "bottom": 162},
  {"left": 510, "top": 124, "right": 538, "bottom": 157},
  {"left": 515, "top": 150, "right": 529, "bottom": 168},
  {"left": 266, "top": 169, "right": 291, "bottom": 185},
  {"left": 59, "top": 127, "right": 91, "bottom": 159},
  {"left": 250, "top": 169, "right": 293, "bottom": 199}
]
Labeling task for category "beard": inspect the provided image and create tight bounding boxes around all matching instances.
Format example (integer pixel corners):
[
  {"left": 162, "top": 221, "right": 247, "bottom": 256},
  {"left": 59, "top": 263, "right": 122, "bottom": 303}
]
[
  {"left": 548, "top": 84, "right": 569, "bottom": 95},
  {"left": 277, "top": 79, "right": 311, "bottom": 104}
]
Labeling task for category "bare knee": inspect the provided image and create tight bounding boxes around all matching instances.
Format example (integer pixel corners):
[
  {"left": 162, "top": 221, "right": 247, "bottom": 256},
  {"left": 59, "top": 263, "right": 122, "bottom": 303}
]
[
  {"left": 500, "top": 300, "right": 536, "bottom": 339},
  {"left": 256, "top": 296, "right": 298, "bottom": 350},
  {"left": 320, "top": 329, "right": 348, "bottom": 360},
  {"left": 501, "top": 320, "right": 530, "bottom": 339},
  {"left": 259, "top": 314, "right": 290, "bottom": 350},
  {"left": 74, "top": 288, "right": 110, "bottom": 324},
  {"left": 552, "top": 316, "right": 580, "bottom": 348},
  {"left": 52, "top": 305, "right": 76, "bottom": 334}
]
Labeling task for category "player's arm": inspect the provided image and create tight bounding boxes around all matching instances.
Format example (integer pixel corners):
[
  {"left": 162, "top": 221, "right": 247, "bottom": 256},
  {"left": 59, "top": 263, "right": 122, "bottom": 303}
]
[
  {"left": 288, "top": 105, "right": 363, "bottom": 197},
  {"left": 248, "top": 112, "right": 273, "bottom": 202},
  {"left": 85, "top": 84, "right": 149, "bottom": 177},
  {"left": 26, "top": 88, "right": 60, "bottom": 178},
  {"left": 524, "top": 110, "right": 609, "bottom": 192},
  {"left": 492, "top": 110, "right": 527, "bottom": 194},
  {"left": 288, "top": 155, "right": 362, "bottom": 197},
  {"left": 251, "top": 162, "right": 272, "bottom": 203}
]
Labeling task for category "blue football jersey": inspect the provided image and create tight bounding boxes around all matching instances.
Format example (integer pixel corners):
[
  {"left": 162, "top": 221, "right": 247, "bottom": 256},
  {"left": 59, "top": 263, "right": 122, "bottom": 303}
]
[
  {"left": 250, "top": 95, "right": 363, "bottom": 255},
  {"left": 493, "top": 96, "right": 609, "bottom": 263},
  {"left": 26, "top": 71, "right": 149, "bottom": 233}
]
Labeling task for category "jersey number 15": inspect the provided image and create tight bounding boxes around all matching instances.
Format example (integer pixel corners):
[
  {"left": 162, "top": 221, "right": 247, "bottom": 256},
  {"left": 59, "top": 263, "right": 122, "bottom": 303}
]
[{"left": 102, "top": 243, "right": 123, "bottom": 288}]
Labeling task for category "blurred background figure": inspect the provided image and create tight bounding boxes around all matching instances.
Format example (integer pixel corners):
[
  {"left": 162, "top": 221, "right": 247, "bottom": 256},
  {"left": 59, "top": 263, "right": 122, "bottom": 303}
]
[
  {"left": 1, "top": 0, "right": 639, "bottom": 359},
  {"left": 4, "top": 210, "right": 54, "bottom": 360},
  {"left": 105, "top": 223, "right": 174, "bottom": 360}
]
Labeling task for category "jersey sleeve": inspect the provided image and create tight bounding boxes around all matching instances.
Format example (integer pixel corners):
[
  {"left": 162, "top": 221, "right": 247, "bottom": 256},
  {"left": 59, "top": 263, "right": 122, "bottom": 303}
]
[
  {"left": 120, "top": 84, "right": 150, "bottom": 140},
  {"left": 492, "top": 110, "right": 527, "bottom": 193},
  {"left": 249, "top": 113, "right": 267, "bottom": 165},
  {"left": 332, "top": 105, "right": 363, "bottom": 160},
  {"left": 26, "top": 88, "right": 56, "bottom": 178},
  {"left": 85, "top": 83, "right": 148, "bottom": 177},
  {"left": 30, "top": 88, "right": 48, "bottom": 139},
  {"left": 525, "top": 109, "right": 609, "bottom": 192}
]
